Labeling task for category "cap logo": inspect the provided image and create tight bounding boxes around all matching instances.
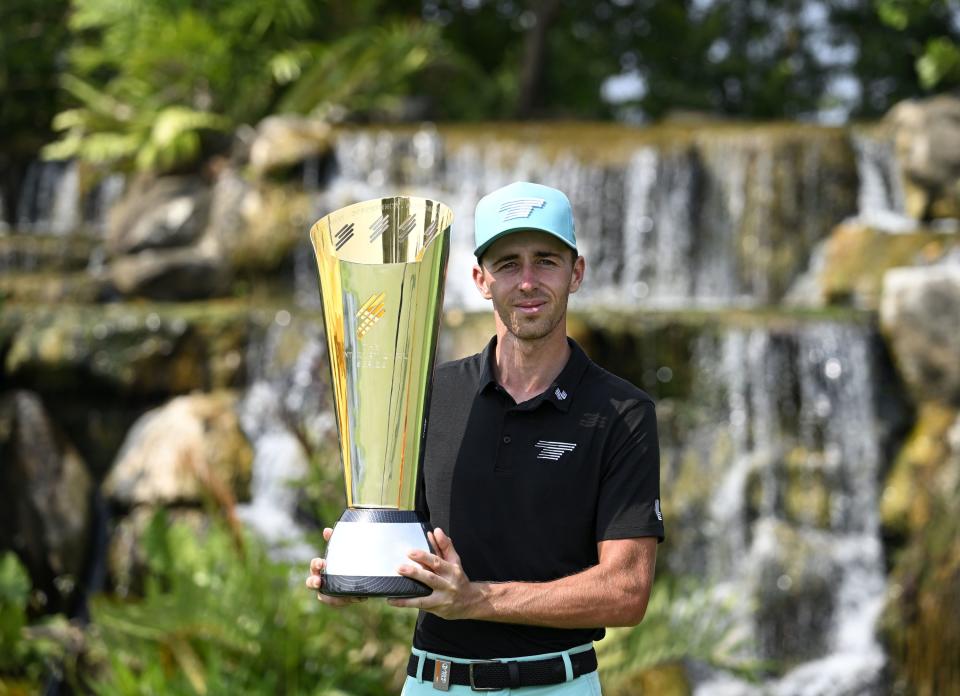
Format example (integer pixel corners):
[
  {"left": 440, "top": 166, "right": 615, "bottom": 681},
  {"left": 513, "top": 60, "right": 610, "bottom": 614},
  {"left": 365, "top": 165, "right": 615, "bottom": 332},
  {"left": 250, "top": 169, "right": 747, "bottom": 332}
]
[
  {"left": 499, "top": 198, "right": 546, "bottom": 221},
  {"left": 535, "top": 440, "right": 577, "bottom": 461}
]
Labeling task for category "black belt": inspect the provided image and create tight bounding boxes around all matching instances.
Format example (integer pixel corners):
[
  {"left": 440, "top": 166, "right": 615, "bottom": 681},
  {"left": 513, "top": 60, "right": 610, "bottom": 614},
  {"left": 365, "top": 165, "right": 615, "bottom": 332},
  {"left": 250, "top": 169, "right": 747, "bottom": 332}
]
[{"left": 406, "top": 648, "right": 597, "bottom": 691}]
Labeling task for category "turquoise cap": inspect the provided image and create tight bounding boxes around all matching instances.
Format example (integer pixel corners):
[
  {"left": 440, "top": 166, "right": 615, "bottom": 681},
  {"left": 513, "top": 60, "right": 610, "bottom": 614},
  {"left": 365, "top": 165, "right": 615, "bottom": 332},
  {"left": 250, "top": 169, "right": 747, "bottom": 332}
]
[{"left": 473, "top": 181, "right": 577, "bottom": 258}]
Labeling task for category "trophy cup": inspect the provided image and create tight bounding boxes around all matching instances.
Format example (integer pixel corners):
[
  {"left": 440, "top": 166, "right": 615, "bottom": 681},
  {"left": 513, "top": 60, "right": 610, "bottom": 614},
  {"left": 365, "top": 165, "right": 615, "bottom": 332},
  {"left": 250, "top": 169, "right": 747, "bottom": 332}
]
[{"left": 309, "top": 195, "right": 452, "bottom": 597}]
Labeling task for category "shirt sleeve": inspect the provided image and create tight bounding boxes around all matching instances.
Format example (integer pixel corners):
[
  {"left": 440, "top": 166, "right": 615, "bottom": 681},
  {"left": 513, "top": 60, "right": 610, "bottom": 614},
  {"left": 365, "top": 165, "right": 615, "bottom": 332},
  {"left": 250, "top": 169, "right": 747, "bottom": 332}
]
[{"left": 595, "top": 399, "right": 665, "bottom": 542}]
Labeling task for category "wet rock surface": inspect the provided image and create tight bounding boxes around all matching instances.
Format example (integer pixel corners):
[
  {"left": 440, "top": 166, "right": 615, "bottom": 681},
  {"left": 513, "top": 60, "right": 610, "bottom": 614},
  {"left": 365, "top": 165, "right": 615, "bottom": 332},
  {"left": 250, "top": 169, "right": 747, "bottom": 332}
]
[
  {"left": 0, "top": 390, "right": 92, "bottom": 613},
  {"left": 880, "top": 264, "right": 960, "bottom": 404},
  {"left": 103, "top": 391, "right": 253, "bottom": 508}
]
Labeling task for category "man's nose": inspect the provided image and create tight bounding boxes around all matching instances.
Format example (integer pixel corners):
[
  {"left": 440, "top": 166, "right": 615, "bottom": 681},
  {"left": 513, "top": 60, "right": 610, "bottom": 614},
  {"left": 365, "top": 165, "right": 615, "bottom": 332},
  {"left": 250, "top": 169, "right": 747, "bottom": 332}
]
[{"left": 518, "top": 262, "right": 538, "bottom": 290}]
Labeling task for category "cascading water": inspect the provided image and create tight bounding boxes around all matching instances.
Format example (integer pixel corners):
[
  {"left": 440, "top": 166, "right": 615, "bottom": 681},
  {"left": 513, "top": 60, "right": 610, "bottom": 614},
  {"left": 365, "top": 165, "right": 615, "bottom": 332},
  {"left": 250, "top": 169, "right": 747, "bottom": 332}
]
[
  {"left": 237, "top": 309, "right": 335, "bottom": 561},
  {"left": 851, "top": 130, "right": 913, "bottom": 232},
  {"left": 14, "top": 160, "right": 124, "bottom": 236},
  {"left": 672, "top": 321, "right": 887, "bottom": 695}
]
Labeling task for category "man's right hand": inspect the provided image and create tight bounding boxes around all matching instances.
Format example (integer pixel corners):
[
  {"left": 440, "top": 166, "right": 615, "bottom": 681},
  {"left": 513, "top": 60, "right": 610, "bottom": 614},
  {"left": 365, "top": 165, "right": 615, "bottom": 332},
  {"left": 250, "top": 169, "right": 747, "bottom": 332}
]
[{"left": 305, "top": 527, "right": 367, "bottom": 606}]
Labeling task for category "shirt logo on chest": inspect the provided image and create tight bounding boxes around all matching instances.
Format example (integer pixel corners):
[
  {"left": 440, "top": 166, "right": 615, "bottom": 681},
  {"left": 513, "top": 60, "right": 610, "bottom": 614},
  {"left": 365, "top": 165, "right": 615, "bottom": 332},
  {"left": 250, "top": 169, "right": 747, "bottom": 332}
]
[{"left": 535, "top": 440, "right": 577, "bottom": 461}]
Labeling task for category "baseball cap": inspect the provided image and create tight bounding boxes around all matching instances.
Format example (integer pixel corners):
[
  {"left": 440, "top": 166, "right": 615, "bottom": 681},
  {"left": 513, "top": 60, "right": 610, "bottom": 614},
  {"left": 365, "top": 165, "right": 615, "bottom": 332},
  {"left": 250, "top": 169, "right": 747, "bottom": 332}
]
[{"left": 473, "top": 181, "right": 577, "bottom": 258}]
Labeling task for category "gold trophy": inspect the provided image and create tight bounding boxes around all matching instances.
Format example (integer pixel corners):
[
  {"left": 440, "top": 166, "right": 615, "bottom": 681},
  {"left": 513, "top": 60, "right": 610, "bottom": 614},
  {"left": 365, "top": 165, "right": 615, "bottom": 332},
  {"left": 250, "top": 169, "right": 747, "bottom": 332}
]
[{"left": 309, "top": 196, "right": 451, "bottom": 597}]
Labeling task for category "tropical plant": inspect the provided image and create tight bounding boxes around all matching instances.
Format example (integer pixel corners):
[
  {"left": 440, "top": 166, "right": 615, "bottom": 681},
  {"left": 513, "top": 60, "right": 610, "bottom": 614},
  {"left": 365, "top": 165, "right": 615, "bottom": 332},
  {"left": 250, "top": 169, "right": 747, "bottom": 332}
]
[
  {"left": 597, "top": 576, "right": 765, "bottom": 693},
  {"left": 0, "top": 551, "right": 69, "bottom": 691},
  {"left": 44, "top": 0, "right": 446, "bottom": 173},
  {"left": 84, "top": 510, "right": 414, "bottom": 695}
]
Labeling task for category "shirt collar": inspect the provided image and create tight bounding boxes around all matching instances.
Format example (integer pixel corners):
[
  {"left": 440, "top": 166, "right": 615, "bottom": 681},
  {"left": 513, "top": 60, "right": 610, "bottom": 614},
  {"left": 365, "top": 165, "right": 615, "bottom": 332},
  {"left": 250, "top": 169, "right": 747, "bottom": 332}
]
[{"left": 476, "top": 336, "right": 591, "bottom": 412}]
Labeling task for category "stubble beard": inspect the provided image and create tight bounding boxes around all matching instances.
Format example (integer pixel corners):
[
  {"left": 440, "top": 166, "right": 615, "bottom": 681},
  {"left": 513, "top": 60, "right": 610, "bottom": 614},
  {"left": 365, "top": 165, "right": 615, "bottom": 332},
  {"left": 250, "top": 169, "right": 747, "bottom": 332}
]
[{"left": 495, "top": 293, "right": 569, "bottom": 342}]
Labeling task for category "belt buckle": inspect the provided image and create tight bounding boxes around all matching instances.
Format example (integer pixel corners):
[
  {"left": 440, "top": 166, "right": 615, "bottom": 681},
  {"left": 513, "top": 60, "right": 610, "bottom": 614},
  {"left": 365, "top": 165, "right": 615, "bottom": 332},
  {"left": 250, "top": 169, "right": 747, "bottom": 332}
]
[{"left": 468, "top": 659, "right": 499, "bottom": 691}]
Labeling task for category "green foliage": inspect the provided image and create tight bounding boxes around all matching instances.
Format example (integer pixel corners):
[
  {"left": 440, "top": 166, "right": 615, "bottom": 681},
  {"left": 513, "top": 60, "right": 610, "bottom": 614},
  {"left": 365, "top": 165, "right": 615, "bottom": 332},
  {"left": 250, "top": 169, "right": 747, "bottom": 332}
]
[
  {"left": 598, "top": 576, "right": 765, "bottom": 688},
  {"left": 84, "top": 510, "right": 414, "bottom": 695},
  {"left": 45, "top": 0, "right": 445, "bottom": 173},
  {"left": 0, "top": 0, "right": 70, "bottom": 156},
  {"left": 0, "top": 551, "right": 68, "bottom": 689},
  {"left": 0, "top": 552, "right": 31, "bottom": 671},
  {"left": 917, "top": 36, "right": 960, "bottom": 89}
]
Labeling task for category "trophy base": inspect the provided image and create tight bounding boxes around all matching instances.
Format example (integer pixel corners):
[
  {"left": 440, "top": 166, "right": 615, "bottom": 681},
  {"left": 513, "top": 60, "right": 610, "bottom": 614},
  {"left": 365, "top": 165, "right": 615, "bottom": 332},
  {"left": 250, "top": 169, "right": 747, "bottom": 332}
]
[{"left": 321, "top": 508, "right": 433, "bottom": 598}]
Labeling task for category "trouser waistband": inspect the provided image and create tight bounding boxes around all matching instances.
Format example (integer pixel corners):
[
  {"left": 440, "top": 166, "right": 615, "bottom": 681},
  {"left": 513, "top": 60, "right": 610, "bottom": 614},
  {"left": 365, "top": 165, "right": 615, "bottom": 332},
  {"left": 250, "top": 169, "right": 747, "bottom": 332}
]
[{"left": 407, "top": 644, "right": 596, "bottom": 691}]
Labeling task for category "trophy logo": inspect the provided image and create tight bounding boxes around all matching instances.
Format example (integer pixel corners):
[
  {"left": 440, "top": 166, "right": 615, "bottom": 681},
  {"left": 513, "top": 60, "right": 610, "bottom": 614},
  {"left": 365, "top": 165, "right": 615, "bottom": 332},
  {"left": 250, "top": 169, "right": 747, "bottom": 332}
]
[
  {"left": 356, "top": 292, "right": 386, "bottom": 340},
  {"left": 309, "top": 196, "right": 452, "bottom": 597}
]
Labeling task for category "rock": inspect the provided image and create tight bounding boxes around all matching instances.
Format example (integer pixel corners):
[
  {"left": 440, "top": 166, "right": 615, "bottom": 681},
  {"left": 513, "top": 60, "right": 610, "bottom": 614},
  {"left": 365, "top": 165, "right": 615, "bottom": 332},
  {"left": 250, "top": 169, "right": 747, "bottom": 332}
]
[
  {"left": 887, "top": 94, "right": 960, "bottom": 220},
  {"left": 108, "top": 243, "right": 228, "bottom": 300},
  {"left": 881, "top": 402, "right": 958, "bottom": 541},
  {"left": 880, "top": 264, "right": 960, "bottom": 403},
  {"left": 879, "top": 406, "right": 960, "bottom": 695},
  {"left": 0, "top": 391, "right": 92, "bottom": 612},
  {"left": 792, "top": 220, "right": 960, "bottom": 309},
  {"left": 106, "top": 176, "right": 212, "bottom": 256},
  {"left": 102, "top": 391, "right": 253, "bottom": 508},
  {"left": 248, "top": 115, "right": 332, "bottom": 177}
]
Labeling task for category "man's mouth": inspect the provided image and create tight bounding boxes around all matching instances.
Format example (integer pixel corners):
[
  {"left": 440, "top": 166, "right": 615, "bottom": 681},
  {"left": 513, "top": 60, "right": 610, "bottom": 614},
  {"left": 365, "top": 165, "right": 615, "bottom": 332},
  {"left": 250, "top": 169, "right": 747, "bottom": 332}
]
[{"left": 514, "top": 299, "right": 547, "bottom": 314}]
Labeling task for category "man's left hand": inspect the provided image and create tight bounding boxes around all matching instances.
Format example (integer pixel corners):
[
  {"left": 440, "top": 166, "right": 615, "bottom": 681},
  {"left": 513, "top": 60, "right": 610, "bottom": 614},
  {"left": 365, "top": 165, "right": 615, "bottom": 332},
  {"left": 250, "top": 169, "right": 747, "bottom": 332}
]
[{"left": 387, "top": 527, "right": 481, "bottom": 620}]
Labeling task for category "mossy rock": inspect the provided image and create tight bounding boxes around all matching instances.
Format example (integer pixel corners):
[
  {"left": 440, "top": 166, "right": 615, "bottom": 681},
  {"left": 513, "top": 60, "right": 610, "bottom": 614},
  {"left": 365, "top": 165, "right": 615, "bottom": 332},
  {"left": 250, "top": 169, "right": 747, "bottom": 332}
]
[
  {"left": 1, "top": 302, "right": 252, "bottom": 396},
  {"left": 229, "top": 184, "right": 313, "bottom": 275},
  {"left": 818, "top": 221, "right": 960, "bottom": 309},
  {"left": 880, "top": 403, "right": 959, "bottom": 542}
]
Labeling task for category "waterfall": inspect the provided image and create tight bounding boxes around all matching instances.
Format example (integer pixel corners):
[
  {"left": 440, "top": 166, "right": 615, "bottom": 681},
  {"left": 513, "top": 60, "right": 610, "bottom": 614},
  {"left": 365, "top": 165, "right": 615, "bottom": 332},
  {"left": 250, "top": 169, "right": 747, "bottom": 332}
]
[
  {"left": 313, "top": 125, "right": 855, "bottom": 310},
  {"left": 237, "top": 309, "right": 335, "bottom": 560},
  {"left": 851, "top": 130, "right": 914, "bottom": 232},
  {"left": 13, "top": 160, "right": 124, "bottom": 236},
  {"left": 679, "top": 321, "right": 886, "bottom": 695}
]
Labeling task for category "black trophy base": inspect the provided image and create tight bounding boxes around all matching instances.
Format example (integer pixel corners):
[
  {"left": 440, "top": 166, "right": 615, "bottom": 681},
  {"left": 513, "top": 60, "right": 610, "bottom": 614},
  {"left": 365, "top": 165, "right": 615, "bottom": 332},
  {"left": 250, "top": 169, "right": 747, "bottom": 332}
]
[{"left": 322, "top": 573, "right": 431, "bottom": 598}]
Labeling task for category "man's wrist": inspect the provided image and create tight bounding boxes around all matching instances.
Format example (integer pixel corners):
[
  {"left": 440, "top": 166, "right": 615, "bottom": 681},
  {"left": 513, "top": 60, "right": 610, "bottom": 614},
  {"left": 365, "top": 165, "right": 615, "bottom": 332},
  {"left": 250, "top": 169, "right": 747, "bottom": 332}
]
[{"left": 462, "top": 581, "right": 493, "bottom": 621}]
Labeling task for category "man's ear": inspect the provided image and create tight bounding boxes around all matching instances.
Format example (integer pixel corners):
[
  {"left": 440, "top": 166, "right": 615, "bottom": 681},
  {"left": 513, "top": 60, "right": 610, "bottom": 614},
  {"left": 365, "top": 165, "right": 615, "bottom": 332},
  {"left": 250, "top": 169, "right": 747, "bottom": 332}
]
[
  {"left": 569, "top": 255, "right": 585, "bottom": 294},
  {"left": 473, "top": 264, "right": 493, "bottom": 300}
]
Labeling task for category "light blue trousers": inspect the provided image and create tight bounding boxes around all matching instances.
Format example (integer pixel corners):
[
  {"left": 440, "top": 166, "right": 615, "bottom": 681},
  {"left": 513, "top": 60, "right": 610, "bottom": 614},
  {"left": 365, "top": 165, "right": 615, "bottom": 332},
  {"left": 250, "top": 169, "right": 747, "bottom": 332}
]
[{"left": 400, "top": 643, "right": 602, "bottom": 696}]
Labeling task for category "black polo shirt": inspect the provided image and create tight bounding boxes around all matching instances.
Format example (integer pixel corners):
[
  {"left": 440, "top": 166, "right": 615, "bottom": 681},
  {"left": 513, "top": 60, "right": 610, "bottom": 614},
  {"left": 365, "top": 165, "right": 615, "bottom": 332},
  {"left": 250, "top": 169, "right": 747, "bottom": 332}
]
[{"left": 413, "top": 336, "right": 664, "bottom": 659}]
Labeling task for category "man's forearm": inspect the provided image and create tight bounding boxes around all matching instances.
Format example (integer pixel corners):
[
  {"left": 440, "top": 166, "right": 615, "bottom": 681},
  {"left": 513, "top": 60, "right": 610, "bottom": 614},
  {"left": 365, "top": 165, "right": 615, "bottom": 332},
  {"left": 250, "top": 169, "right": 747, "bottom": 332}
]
[{"left": 462, "top": 539, "right": 657, "bottom": 629}]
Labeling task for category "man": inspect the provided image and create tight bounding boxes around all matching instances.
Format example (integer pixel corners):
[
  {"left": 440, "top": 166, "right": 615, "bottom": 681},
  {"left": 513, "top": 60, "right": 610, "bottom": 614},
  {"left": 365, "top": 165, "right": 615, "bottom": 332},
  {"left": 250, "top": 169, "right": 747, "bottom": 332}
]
[{"left": 307, "top": 181, "right": 663, "bottom": 694}]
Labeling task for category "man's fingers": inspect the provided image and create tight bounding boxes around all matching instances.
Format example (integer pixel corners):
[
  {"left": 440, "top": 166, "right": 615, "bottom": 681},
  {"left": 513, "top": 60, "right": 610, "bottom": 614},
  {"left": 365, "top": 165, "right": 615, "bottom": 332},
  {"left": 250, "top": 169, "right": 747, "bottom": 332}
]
[
  {"left": 398, "top": 562, "right": 444, "bottom": 589},
  {"left": 309, "top": 557, "right": 325, "bottom": 574},
  {"left": 322, "top": 527, "right": 334, "bottom": 542}
]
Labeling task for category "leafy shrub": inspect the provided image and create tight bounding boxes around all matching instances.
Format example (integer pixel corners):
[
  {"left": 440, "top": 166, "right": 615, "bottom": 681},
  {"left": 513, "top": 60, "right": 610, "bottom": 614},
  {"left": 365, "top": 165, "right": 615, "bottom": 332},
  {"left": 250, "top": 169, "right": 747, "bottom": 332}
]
[{"left": 84, "top": 510, "right": 414, "bottom": 695}]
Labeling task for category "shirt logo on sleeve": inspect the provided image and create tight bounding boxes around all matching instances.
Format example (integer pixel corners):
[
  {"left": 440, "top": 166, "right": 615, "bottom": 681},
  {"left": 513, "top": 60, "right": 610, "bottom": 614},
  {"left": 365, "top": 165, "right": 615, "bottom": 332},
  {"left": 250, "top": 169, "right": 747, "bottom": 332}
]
[
  {"left": 535, "top": 440, "right": 577, "bottom": 461},
  {"left": 655, "top": 498, "right": 663, "bottom": 521}
]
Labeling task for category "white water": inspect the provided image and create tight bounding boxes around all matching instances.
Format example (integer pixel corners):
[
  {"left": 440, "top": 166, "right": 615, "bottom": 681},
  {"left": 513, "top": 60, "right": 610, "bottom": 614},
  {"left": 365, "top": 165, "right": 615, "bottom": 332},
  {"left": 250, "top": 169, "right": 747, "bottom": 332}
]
[
  {"left": 237, "top": 310, "right": 336, "bottom": 560},
  {"left": 688, "top": 323, "right": 886, "bottom": 695}
]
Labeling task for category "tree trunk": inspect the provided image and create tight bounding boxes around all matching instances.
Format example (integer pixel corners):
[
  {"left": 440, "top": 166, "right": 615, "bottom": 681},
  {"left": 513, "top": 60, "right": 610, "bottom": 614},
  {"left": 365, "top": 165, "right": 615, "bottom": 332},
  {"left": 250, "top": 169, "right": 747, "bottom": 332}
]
[{"left": 515, "top": 0, "right": 562, "bottom": 119}]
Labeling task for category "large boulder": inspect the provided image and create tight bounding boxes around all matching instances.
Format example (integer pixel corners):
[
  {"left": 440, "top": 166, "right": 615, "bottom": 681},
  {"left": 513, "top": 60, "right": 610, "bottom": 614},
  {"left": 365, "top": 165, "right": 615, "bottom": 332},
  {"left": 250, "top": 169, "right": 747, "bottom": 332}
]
[
  {"left": 106, "top": 176, "right": 212, "bottom": 257},
  {"left": 0, "top": 391, "right": 92, "bottom": 613},
  {"left": 247, "top": 115, "right": 333, "bottom": 177},
  {"left": 880, "top": 264, "right": 960, "bottom": 404},
  {"left": 887, "top": 94, "right": 960, "bottom": 221},
  {"left": 108, "top": 242, "right": 228, "bottom": 300},
  {"left": 102, "top": 391, "right": 253, "bottom": 508}
]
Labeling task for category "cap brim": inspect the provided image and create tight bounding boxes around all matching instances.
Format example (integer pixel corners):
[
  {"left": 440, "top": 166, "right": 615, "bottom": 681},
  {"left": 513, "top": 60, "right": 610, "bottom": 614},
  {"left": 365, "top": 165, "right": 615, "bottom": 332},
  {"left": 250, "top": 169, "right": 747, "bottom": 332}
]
[{"left": 474, "top": 226, "right": 578, "bottom": 259}]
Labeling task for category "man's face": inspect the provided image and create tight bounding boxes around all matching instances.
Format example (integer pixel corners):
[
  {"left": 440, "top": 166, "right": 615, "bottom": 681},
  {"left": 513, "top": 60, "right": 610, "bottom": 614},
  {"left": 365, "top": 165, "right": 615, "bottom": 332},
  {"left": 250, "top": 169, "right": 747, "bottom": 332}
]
[{"left": 473, "top": 230, "right": 585, "bottom": 342}]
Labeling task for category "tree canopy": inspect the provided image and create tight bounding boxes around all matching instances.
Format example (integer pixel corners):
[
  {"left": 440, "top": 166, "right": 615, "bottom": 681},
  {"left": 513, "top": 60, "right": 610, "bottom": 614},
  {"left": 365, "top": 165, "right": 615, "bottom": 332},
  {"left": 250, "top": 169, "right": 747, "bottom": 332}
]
[{"left": 0, "top": 0, "right": 958, "bottom": 176}]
